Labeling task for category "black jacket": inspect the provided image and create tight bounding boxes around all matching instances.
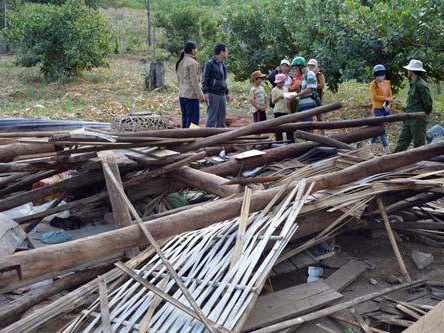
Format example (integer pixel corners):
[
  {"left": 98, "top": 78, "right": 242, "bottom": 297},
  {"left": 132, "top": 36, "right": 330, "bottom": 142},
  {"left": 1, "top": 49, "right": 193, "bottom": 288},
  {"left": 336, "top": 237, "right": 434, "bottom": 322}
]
[{"left": 202, "top": 56, "right": 229, "bottom": 95}]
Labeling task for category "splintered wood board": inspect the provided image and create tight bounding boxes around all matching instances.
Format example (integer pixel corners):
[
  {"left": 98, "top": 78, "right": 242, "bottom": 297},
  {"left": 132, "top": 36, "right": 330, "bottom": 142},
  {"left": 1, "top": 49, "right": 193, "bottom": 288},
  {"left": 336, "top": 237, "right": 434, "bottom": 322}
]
[
  {"left": 325, "top": 259, "right": 368, "bottom": 292},
  {"left": 234, "top": 149, "right": 266, "bottom": 160},
  {"left": 149, "top": 149, "right": 180, "bottom": 158},
  {"left": 403, "top": 299, "right": 444, "bottom": 333},
  {"left": 242, "top": 280, "right": 343, "bottom": 331}
]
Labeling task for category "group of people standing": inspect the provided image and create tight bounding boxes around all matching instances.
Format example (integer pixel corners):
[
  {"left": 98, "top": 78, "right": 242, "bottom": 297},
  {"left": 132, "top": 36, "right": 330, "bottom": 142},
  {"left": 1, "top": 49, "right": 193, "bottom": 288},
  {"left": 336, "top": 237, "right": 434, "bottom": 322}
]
[
  {"left": 248, "top": 56, "right": 325, "bottom": 142},
  {"left": 369, "top": 59, "right": 433, "bottom": 153},
  {"left": 175, "top": 40, "right": 434, "bottom": 153}
]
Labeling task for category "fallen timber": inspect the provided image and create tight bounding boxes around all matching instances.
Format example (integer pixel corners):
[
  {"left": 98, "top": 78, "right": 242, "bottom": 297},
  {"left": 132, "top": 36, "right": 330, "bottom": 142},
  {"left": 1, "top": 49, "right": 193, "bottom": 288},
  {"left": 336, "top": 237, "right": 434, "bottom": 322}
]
[
  {"left": 0, "top": 142, "right": 55, "bottom": 162},
  {"left": 176, "top": 103, "right": 343, "bottom": 152},
  {"left": 104, "top": 112, "right": 425, "bottom": 138},
  {"left": 1, "top": 142, "right": 444, "bottom": 292},
  {"left": 203, "top": 126, "right": 383, "bottom": 177},
  {"left": 11, "top": 126, "right": 381, "bottom": 225}
]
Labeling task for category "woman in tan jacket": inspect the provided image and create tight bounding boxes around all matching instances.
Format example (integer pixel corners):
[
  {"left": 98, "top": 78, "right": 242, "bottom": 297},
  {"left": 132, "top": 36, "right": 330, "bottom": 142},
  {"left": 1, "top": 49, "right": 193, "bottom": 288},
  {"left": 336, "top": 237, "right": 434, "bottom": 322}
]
[{"left": 176, "top": 41, "right": 205, "bottom": 128}]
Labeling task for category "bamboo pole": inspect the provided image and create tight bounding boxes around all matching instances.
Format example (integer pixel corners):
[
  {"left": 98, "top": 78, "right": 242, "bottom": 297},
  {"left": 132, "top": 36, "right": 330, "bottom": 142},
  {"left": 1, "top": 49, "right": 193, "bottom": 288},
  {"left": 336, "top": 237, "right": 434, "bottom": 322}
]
[{"left": 376, "top": 197, "right": 412, "bottom": 283}]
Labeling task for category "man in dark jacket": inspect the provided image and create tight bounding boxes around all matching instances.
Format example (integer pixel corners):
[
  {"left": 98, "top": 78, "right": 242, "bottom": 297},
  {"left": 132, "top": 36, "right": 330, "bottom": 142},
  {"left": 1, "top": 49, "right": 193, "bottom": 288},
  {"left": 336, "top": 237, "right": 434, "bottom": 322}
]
[{"left": 202, "top": 44, "right": 231, "bottom": 127}]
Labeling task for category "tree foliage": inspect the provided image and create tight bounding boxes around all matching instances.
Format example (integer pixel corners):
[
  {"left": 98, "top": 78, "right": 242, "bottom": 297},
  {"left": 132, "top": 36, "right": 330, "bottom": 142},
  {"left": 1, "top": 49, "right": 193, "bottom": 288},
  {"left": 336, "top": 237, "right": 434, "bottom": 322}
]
[
  {"left": 154, "top": 6, "right": 225, "bottom": 63},
  {"left": 227, "top": 0, "right": 444, "bottom": 92},
  {"left": 3, "top": 0, "right": 112, "bottom": 80}
]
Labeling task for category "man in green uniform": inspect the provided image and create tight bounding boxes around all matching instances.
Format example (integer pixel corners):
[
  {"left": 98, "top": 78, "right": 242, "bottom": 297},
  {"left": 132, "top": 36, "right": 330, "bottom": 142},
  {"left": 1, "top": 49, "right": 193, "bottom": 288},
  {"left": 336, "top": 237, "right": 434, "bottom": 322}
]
[{"left": 394, "top": 59, "right": 433, "bottom": 153}]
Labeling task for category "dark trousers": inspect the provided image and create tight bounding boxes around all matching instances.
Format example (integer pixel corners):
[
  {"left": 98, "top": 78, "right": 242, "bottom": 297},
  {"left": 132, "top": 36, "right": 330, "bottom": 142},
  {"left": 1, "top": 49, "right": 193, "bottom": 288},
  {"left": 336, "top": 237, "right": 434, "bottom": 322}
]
[
  {"left": 370, "top": 108, "right": 389, "bottom": 147},
  {"left": 394, "top": 123, "right": 426, "bottom": 153},
  {"left": 253, "top": 110, "right": 267, "bottom": 122},
  {"left": 206, "top": 93, "right": 226, "bottom": 128},
  {"left": 179, "top": 97, "right": 200, "bottom": 128},
  {"left": 274, "top": 112, "right": 295, "bottom": 143}
]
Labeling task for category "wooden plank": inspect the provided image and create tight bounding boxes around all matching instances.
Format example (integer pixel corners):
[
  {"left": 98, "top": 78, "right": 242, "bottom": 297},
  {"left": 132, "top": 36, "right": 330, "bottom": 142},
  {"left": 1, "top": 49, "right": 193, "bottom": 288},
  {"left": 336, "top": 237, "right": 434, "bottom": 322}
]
[
  {"left": 242, "top": 280, "right": 343, "bottom": 331},
  {"left": 0, "top": 213, "right": 26, "bottom": 258},
  {"left": 325, "top": 260, "right": 368, "bottom": 292},
  {"left": 403, "top": 299, "right": 444, "bottom": 333},
  {"left": 98, "top": 275, "right": 111, "bottom": 333},
  {"left": 250, "top": 279, "right": 425, "bottom": 333}
]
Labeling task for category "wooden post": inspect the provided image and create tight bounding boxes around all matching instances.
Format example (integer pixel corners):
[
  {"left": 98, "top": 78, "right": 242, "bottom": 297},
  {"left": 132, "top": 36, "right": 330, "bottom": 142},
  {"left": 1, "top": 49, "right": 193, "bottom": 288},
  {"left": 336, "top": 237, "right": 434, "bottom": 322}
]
[
  {"left": 376, "top": 197, "right": 412, "bottom": 282},
  {"left": 99, "top": 151, "right": 139, "bottom": 258},
  {"left": 147, "top": 62, "right": 165, "bottom": 91}
]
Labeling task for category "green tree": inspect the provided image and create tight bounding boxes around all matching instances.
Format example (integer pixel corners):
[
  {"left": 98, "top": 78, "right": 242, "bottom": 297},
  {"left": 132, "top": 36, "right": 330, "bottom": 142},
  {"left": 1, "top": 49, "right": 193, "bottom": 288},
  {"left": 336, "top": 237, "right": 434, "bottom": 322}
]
[
  {"left": 154, "top": 6, "right": 224, "bottom": 63},
  {"left": 227, "top": 0, "right": 444, "bottom": 92},
  {"left": 3, "top": 0, "right": 112, "bottom": 80}
]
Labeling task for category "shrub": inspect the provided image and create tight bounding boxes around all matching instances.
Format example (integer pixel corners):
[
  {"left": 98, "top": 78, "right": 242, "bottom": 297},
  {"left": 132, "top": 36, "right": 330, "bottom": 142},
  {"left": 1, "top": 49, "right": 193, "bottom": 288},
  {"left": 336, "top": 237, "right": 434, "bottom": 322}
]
[{"left": 3, "top": 0, "right": 112, "bottom": 80}]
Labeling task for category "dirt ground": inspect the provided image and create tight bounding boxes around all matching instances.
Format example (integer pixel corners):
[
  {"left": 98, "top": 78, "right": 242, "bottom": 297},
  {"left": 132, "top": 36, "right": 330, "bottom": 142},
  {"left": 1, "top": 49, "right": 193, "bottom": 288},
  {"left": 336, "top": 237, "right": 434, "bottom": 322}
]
[{"left": 285, "top": 230, "right": 444, "bottom": 333}]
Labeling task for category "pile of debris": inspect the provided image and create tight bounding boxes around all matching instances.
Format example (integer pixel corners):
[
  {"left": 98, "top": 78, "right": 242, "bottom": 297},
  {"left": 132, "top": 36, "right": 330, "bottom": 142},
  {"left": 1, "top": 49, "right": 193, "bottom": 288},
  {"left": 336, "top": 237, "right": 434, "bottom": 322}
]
[{"left": 0, "top": 103, "right": 443, "bottom": 333}]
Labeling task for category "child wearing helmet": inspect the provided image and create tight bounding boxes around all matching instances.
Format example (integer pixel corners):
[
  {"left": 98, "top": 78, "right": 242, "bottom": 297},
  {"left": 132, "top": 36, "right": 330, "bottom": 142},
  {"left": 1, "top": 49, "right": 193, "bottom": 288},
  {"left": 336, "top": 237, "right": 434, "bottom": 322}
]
[{"left": 369, "top": 64, "right": 393, "bottom": 154}]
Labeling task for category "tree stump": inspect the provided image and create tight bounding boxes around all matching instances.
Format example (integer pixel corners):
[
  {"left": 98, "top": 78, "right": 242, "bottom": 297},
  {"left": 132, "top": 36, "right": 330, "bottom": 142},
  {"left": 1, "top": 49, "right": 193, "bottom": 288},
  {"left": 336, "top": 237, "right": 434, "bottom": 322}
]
[{"left": 146, "top": 61, "right": 165, "bottom": 91}]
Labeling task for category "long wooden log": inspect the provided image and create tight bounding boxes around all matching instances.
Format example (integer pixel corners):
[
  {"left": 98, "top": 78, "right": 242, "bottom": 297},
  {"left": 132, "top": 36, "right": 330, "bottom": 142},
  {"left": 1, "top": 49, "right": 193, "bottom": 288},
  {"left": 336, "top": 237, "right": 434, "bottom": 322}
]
[
  {"left": 203, "top": 126, "right": 383, "bottom": 177},
  {"left": 15, "top": 177, "right": 175, "bottom": 225},
  {"left": 108, "top": 113, "right": 424, "bottom": 138},
  {"left": 0, "top": 170, "right": 59, "bottom": 198},
  {"left": 177, "top": 103, "right": 342, "bottom": 152},
  {"left": 0, "top": 169, "right": 105, "bottom": 212},
  {"left": 0, "top": 172, "right": 30, "bottom": 189},
  {"left": 13, "top": 126, "right": 375, "bottom": 224},
  {"left": 170, "top": 167, "right": 241, "bottom": 198},
  {"left": 0, "top": 143, "right": 55, "bottom": 163},
  {"left": 293, "top": 130, "right": 354, "bottom": 150},
  {"left": 0, "top": 269, "right": 101, "bottom": 327},
  {"left": 1, "top": 142, "right": 443, "bottom": 291}
]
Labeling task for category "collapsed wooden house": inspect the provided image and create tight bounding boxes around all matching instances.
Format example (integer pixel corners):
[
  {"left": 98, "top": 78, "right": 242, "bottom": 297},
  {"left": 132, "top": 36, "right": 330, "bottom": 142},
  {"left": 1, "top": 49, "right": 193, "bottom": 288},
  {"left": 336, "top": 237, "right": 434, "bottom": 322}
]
[{"left": 0, "top": 103, "right": 443, "bottom": 333}]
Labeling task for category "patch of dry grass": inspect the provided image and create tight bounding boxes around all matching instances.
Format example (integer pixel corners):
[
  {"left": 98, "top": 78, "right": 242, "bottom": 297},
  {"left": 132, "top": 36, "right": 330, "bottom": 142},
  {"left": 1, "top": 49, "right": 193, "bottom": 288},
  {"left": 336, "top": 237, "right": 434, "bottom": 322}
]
[
  {"left": 0, "top": 55, "right": 181, "bottom": 121},
  {"left": 1, "top": 53, "right": 443, "bottom": 149}
]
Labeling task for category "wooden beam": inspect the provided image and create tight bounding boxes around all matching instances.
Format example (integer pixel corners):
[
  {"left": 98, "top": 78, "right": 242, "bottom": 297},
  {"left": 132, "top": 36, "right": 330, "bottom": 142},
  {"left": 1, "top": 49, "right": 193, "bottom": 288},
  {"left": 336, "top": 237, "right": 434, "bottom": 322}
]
[
  {"left": 203, "top": 126, "right": 383, "bottom": 177},
  {"left": 177, "top": 103, "right": 342, "bottom": 153},
  {"left": 171, "top": 166, "right": 241, "bottom": 198},
  {"left": 293, "top": 130, "right": 354, "bottom": 150},
  {"left": 103, "top": 113, "right": 425, "bottom": 138},
  {"left": 0, "top": 142, "right": 55, "bottom": 163},
  {"left": 99, "top": 151, "right": 138, "bottom": 258}
]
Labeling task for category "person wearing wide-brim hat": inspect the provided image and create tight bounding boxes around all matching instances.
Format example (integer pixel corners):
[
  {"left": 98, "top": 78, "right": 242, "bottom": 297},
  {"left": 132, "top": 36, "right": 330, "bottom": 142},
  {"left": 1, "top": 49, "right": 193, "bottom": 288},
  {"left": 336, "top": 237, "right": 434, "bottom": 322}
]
[{"left": 393, "top": 59, "right": 433, "bottom": 153}]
